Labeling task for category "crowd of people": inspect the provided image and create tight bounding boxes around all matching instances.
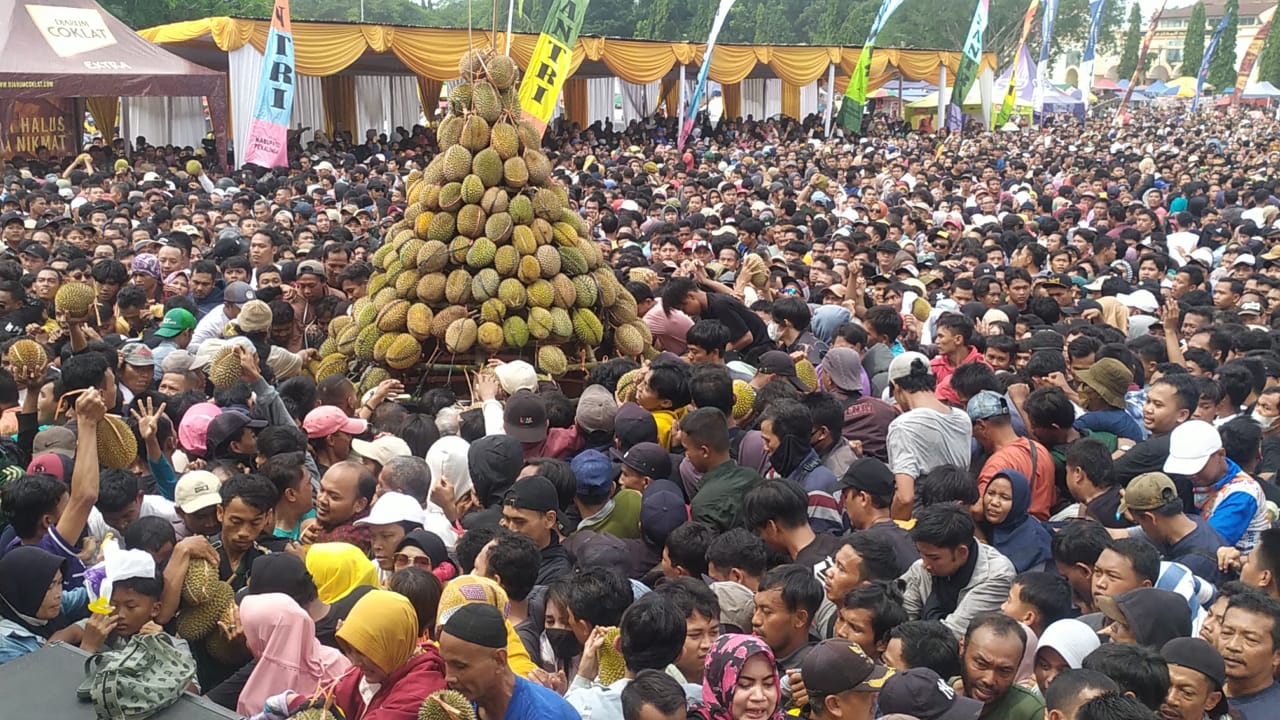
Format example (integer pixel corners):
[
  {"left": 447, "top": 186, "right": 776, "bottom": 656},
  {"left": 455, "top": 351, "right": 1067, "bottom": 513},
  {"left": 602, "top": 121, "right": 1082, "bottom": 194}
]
[{"left": 1, "top": 103, "right": 1280, "bottom": 720}]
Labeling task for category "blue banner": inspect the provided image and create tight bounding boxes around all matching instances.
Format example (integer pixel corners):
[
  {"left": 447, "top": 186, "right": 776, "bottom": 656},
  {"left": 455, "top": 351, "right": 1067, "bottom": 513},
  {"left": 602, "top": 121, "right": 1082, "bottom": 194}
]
[
  {"left": 1034, "top": 0, "right": 1059, "bottom": 117},
  {"left": 680, "top": 0, "right": 736, "bottom": 149},
  {"left": 1194, "top": 10, "right": 1232, "bottom": 112},
  {"left": 1078, "top": 0, "right": 1106, "bottom": 113}
]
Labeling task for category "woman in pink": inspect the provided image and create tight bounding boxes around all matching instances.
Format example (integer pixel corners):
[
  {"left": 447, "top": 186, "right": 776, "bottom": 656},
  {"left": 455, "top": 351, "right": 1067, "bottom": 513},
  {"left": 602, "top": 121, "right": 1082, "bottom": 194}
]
[{"left": 237, "top": 592, "right": 351, "bottom": 717}]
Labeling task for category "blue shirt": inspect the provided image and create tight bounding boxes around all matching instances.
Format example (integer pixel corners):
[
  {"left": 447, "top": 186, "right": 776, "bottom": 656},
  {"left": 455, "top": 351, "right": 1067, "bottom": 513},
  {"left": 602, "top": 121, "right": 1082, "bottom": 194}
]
[
  {"left": 501, "top": 676, "right": 581, "bottom": 720},
  {"left": 1074, "top": 408, "right": 1145, "bottom": 442},
  {"left": 1229, "top": 679, "right": 1280, "bottom": 720}
]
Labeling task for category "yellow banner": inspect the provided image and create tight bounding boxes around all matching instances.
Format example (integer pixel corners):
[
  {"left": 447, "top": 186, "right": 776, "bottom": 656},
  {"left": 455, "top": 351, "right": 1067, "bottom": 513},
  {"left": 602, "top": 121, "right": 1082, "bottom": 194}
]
[{"left": 517, "top": 0, "right": 590, "bottom": 135}]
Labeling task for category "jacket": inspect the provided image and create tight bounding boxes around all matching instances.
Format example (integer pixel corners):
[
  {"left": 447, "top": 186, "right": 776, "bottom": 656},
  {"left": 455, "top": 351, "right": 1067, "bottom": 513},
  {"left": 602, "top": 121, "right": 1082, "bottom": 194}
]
[
  {"left": 331, "top": 646, "right": 447, "bottom": 720},
  {"left": 900, "top": 541, "right": 1015, "bottom": 639}
]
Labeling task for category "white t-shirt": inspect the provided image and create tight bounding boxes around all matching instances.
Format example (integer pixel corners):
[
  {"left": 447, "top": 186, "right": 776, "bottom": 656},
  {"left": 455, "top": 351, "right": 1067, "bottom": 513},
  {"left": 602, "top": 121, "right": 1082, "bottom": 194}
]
[{"left": 88, "top": 495, "right": 182, "bottom": 542}]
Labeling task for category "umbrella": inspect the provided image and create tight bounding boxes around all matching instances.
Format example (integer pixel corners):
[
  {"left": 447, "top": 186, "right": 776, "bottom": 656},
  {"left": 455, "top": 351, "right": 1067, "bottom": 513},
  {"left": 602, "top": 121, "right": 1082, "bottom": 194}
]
[
  {"left": 1166, "top": 77, "right": 1199, "bottom": 97},
  {"left": 1093, "top": 78, "right": 1122, "bottom": 91}
]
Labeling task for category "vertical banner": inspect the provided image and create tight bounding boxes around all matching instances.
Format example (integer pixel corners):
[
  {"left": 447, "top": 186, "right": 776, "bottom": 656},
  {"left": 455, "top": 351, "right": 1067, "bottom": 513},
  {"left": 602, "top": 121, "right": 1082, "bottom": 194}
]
[
  {"left": 947, "top": 0, "right": 990, "bottom": 131},
  {"left": 1034, "top": 0, "right": 1059, "bottom": 117},
  {"left": 1195, "top": 10, "right": 1232, "bottom": 111},
  {"left": 998, "top": 0, "right": 1041, "bottom": 126},
  {"left": 1, "top": 98, "right": 75, "bottom": 159},
  {"left": 242, "top": 0, "right": 294, "bottom": 168},
  {"left": 1118, "top": 0, "right": 1169, "bottom": 111},
  {"left": 1235, "top": 12, "right": 1273, "bottom": 102},
  {"left": 836, "top": 0, "right": 907, "bottom": 133},
  {"left": 679, "top": 0, "right": 737, "bottom": 150},
  {"left": 517, "top": 0, "right": 591, "bottom": 136},
  {"left": 1078, "top": 0, "right": 1107, "bottom": 114}
]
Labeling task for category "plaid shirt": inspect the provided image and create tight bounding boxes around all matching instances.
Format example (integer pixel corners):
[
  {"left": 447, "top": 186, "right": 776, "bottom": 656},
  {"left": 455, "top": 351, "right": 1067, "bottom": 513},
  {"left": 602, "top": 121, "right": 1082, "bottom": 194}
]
[{"left": 315, "top": 507, "right": 372, "bottom": 555}]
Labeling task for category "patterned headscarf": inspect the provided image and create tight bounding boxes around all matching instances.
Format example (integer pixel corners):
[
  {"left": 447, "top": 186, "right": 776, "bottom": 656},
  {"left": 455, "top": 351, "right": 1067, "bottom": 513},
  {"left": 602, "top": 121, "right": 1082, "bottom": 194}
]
[{"left": 690, "top": 634, "right": 786, "bottom": 720}]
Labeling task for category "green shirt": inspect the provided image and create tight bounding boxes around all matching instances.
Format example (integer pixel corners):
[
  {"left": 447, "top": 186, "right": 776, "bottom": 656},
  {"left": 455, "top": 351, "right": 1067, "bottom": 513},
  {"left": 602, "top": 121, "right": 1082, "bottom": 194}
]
[
  {"left": 690, "top": 461, "right": 764, "bottom": 532},
  {"left": 576, "top": 489, "right": 643, "bottom": 539},
  {"left": 980, "top": 684, "right": 1045, "bottom": 720}
]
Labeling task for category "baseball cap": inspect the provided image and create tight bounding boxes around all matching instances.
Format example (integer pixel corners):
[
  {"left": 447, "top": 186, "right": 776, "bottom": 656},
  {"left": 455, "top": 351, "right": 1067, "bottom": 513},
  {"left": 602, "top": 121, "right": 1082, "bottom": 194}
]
[
  {"left": 503, "top": 391, "right": 548, "bottom": 443},
  {"left": 351, "top": 435, "right": 412, "bottom": 468},
  {"left": 1097, "top": 588, "right": 1192, "bottom": 648},
  {"left": 756, "top": 350, "right": 808, "bottom": 391},
  {"left": 799, "top": 639, "right": 893, "bottom": 698},
  {"left": 354, "top": 491, "right": 426, "bottom": 527},
  {"left": 1239, "top": 300, "right": 1264, "bottom": 318},
  {"left": 966, "top": 390, "right": 1010, "bottom": 421},
  {"left": 120, "top": 343, "right": 155, "bottom": 367},
  {"left": 236, "top": 300, "right": 273, "bottom": 333},
  {"left": 493, "top": 360, "right": 538, "bottom": 395},
  {"left": 571, "top": 449, "right": 614, "bottom": 500},
  {"left": 1161, "top": 637, "right": 1230, "bottom": 717},
  {"left": 303, "top": 406, "right": 369, "bottom": 439},
  {"left": 1118, "top": 472, "right": 1178, "bottom": 514},
  {"left": 1037, "top": 273, "right": 1071, "bottom": 289},
  {"left": 19, "top": 242, "right": 49, "bottom": 261},
  {"left": 224, "top": 281, "right": 255, "bottom": 305},
  {"left": 504, "top": 475, "right": 559, "bottom": 513},
  {"left": 886, "top": 351, "right": 931, "bottom": 383},
  {"left": 877, "top": 667, "right": 982, "bottom": 720},
  {"left": 838, "top": 457, "right": 895, "bottom": 496},
  {"left": 614, "top": 402, "right": 658, "bottom": 453},
  {"left": 161, "top": 350, "right": 208, "bottom": 374},
  {"left": 205, "top": 411, "right": 268, "bottom": 455},
  {"left": 711, "top": 580, "right": 755, "bottom": 633},
  {"left": 621, "top": 442, "right": 671, "bottom": 480},
  {"left": 296, "top": 260, "right": 326, "bottom": 279},
  {"left": 32, "top": 426, "right": 76, "bottom": 457},
  {"left": 155, "top": 308, "right": 197, "bottom": 338},
  {"left": 178, "top": 402, "right": 222, "bottom": 456},
  {"left": 174, "top": 471, "right": 222, "bottom": 513},
  {"left": 575, "top": 384, "right": 617, "bottom": 434},
  {"left": 27, "top": 453, "right": 72, "bottom": 483},
  {"left": 1163, "top": 420, "right": 1222, "bottom": 476}
]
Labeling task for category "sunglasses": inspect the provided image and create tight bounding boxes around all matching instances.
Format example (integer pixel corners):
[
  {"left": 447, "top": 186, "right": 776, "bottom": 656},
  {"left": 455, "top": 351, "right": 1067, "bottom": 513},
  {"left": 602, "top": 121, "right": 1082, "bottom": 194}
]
[{"left": 393, "top": 553, "right": 432, "bottom": 570}]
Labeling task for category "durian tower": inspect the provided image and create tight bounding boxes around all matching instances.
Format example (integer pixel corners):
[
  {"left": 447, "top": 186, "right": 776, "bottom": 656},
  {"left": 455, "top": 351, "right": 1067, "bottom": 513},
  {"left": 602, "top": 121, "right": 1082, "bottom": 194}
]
[{"left": 313, "top": 49, "right": 651, "bottom": 394}]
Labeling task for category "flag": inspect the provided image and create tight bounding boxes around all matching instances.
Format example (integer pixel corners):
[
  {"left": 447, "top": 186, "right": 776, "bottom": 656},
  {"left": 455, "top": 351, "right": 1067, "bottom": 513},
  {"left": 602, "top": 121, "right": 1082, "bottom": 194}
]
[
  {"left": 1079, "top": 0, "right": 1107, "bottom": 113},
  {"left": 947, "top": 0, "right": 990, "bottom": 131},
  {"left": 242, "top": 0, "right": 294, "bottom": 168},
  {"left": 836, "top": 0, "right": 907, "bottom": 134},
  {"left": 1118, "top": 0, "right": 1169, "bottom": 110},
  {"left": 1033, "top": 0, "right": 1059, "bottom": 117},
  {"left": 517, "top": 0, "right": 591, "bottom": 136},
  {"left": 1195, "top": 10, "right": 1232, "bottom": 111},
  {"left": 680, "top": 0, "right": 736, "bottom": 150},
  {"left": 1235, "top": 11, "right": 1273, "bottom": 102},
  {"left": 997, "top": 0, "right": 1040, "bottom": 127}
]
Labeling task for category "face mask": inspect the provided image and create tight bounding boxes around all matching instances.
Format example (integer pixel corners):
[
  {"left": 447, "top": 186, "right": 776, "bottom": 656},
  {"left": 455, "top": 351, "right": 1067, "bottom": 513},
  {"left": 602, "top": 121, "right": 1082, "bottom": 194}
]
[
  {"left": 545, "top": 628, "right": 583, "bottom": 660},
  {"left": 1253, "top": 411, "right": 1278, "bottom": 432},
  {"left": 767, "top": 322, "right": 782, "bottom": 341}
]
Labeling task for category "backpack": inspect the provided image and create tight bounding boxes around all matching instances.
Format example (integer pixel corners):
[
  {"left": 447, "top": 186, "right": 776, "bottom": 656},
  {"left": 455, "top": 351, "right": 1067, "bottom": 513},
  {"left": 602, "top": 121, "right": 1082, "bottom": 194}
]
[{"left": 76, "top": 633, "right": 197, "bottom": 720}]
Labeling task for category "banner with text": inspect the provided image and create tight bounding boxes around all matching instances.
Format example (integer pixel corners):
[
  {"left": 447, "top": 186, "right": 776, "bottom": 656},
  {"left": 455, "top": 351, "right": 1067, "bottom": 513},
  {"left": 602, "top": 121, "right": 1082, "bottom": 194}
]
[
  {"left": 0, "top": 98, "right": 75, "bottom": 159},
  {"left": 1118, "top": 0, "right": 1168, "bottom": 111},
  {"left": 1079, "top": 0, "right": 1107, "bottom": 113},
  {"left": 243, "top": 0, "right": 294, "bottom": 168},
  {"left": 947, "top": 0, "right": 990, "bottom": 131},
  {"left": 1195, "top": 10, "right": 1232, "bottom": 111},
  {"left": 1235, "top": 12, "right": 1274, "bottom": 101},
  {"left": 680, "top": 0, "right": 736, "bottom": 150},
  {"left": 1033, "top": 0, "right": 1059, "bottom": 117},
  {"left": 998, "top": 0, "right": 1040, "bottom": 126},
  {"left": 836, "top": 0, "right": 907, "bottom": 134},
  {"left": 518, "top": 0, "right": 591, "bottom": 136}
]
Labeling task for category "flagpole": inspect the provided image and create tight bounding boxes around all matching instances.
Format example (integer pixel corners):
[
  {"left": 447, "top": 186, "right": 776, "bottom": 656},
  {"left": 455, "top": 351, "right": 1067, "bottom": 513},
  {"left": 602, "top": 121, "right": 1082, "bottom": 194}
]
[
  {"left": 505, "top": 0, "right": 515, "bottom": 54},
  {"left": 823, "top": 62, "right": 835, "bottom": 135}
]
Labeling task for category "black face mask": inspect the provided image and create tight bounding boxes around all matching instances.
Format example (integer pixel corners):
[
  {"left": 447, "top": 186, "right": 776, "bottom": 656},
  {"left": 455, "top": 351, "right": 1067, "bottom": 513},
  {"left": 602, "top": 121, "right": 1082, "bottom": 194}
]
[
  {"left": 769, "top": 435, "right": 812, "bottom": 478},
  {"left": 545, "top": 628, "right": 583, "bottom": 660}
]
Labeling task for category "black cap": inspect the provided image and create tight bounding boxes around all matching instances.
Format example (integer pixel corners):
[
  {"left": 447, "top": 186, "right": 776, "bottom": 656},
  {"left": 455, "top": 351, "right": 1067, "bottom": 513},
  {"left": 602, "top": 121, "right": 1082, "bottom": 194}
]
[
  {"left": 1161, "top": 637, "right": 1229, "bottom": 717},
  {"left": 972, "top": 263, "right": 997, "bottom": 279},
  {"left": 838, "top": 457, "right": 896, "bottom": 496},
  {"left": 877, "top": 667, "right": 982, "bottom": 720},
  {"left": 756, "top": 350, "right": 807, "bottom": 391},
  {"left": 799, "top": 639, "right": 893, "bottom": 697},
  {"left": 621, "top": 442, "right": 672, "bottom": 479},
  {"left": 1038, "top": 272, "right": 1071, "bottom": 289},
  {"left": 442, "top": 603, "right": 507, "bottom": 649},
  {"left": 205, "top": 411, "right": 267, "bottom": 455},
  {"left": 0, "top": 211, "right": 23, "bottom": 227},
  {"left": 19, "top": 241, "right": 49, "bottom": 261},
  {"left": 613, "top": 402, "right": 658, "bottom": 453},
  {"left": 504, "top": 475, "right": 559, "bottom": 513},
  {"left": 502, "top": 391, "right": 548, "bottom": 443},
  {"left": 875, "top": 240, "right": 900, "bottom": 254}
]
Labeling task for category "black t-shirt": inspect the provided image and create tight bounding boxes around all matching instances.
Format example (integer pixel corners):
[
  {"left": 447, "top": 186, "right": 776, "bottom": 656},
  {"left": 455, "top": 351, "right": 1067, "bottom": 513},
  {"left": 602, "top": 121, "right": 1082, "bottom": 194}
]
[
  {"left": 795, "top": 532, "right": 842, "bottom": 573},
  {"left": 315, "top": 584, "right": 375, "bottom": 648},
  {"left": 704, "top": 292, "right": 771, "bottom": 358},
  {"left": 860, "top": 520, "right": 920, "bottom": 576}
]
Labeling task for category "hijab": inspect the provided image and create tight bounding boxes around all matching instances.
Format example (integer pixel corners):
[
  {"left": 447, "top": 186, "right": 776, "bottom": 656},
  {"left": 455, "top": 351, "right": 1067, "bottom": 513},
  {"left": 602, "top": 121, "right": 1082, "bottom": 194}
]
[
  {"left": 436, "top": 575, "right": 536, "bottom": 678},
  {"left": 0, "top": 546, "right": 64, "bottom": 638},
  {"left": 427, "top": 435, "right": 474, "bottom": 500},
  {"left": 691, "top": 634, "right": 786, "bottom": 720},
  {"left": 820, "top": 346, "right": 865, "bottom": 396},
  {"left": 1097, "top": 297, "right": 1129, "bottom": 334},
  {"left": 305, "top": 543, "right": 380, "bottom": 604},
  {"left": 237, "top": 593, "right": 352, "bottom": 716},
  {"left": 396, "top": 530, "right": 458, "bottom": 584},
  {"left": 1015, "top": 622, "right": 1040, "bottom": 687},
  {"left": 466, "top": 435, "right": 523, "bottom": 508},
  {"left": 1036, "top": 619, "right": 1100, "bottom": 670},
  {"left": 334, "top": 590, "right": 420, "bottom": 677},
  {"left": 987, "top": 470, "right": 1054, "bottom": 572}
]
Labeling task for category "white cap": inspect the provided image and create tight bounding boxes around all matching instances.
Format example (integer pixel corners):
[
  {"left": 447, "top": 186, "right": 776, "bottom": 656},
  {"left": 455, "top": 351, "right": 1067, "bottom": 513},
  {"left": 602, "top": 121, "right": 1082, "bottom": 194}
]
[
  {"left": 494, "top": 360, "right": 538, "bottom": 395},
  {"left": 351, "top": 435, "right": 412, "bottom": 468},
  {"left": 887, "top": 351, "right": 932, "bottom": 384},
  {"left": 1163, "top": 420, "right": 1223, "bottom": 476},
  {"left": 1118, "top": 289, "right": 1159, "bottom": 314},
  {"left": 1233, "top": 254, "right": 1256, "bottom": 267},
  {"left": 354, "top": 491, "right": 426, "bottom": 527},
  {"left": 1190, "top": 248, "right": 1214, "bottom": 266},
  {"left": 174, "top": 471, "right": 222, "bottom": 513}
]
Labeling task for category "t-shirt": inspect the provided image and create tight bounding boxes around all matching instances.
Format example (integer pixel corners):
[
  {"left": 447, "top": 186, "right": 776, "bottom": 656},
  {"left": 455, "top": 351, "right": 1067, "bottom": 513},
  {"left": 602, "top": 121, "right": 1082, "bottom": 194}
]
[
  {"left": 1229, "top": 680, "right": 1280, "bottom": 720},
  {"left": 502, "top": 675, "right": 581, "bottom": 720},
  {"left": 795, "top": 533, "right": 842, "bottom": 572},
  {"left": 1084, "top": 487, "right": 1128, "bottom": 528},
  {"left": 704, "top": 292, "right": 771, "bottom": 358},
  {"left": 977, "top": 438, "right": 1058, "bottom": 521},
  {"left": 1163, "top": 515, "right": 1228, "bottom": 584},
  {"left": 860, "top": 519, "right": 920, "bottom": 576},
  {"left": 953, "top": 680, "right": 1045, "bottom": 720},
  {"left": 840, "top": 395, "right": 900, "bottom": 464},
  {"left": 4, "top": 527, "right": 87, "bottom": 591},
  {"left": 887, "top": 407, "right": 972, "bottom": 481},
  {"left": 1075, "top": 408, "right": 1145, "bottom": 442}
]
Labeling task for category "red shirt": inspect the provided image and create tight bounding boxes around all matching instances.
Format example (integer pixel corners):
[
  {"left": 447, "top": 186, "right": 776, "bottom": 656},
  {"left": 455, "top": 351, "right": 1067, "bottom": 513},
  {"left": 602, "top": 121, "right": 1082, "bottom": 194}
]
[{"left": 978, "top": 437, "right": 1057, "bottom": 521}]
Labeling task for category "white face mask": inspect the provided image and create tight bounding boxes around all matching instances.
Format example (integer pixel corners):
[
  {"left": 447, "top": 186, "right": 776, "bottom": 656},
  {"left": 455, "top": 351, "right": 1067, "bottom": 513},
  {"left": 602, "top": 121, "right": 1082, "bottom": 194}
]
[
  {"left": 767, "top": 322, "right": 782, "bottom": 342},
  {"left": 1253, "top": 411, "right": 1278, "bottom": 432}
]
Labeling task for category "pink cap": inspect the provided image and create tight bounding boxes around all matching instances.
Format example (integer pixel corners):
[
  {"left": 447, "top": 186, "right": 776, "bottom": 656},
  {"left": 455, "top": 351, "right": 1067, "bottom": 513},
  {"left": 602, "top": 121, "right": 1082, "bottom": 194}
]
[
  {"left": 303, "top": 406, "right": 368, "bottom": 439},
  {"left": 178, "top": 402, "right": 222, "bottom": 457}
]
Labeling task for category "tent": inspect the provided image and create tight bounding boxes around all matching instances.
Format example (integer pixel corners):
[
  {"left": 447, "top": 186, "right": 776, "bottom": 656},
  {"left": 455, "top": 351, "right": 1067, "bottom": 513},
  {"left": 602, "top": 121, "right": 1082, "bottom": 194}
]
[
  {"left": 1166, "top": 76, "right": 1199, "bottom": 97},
  {"left": 1145, "top": 79, "right": 1171, "bottom": 95},
  {"left": 1243, "top": 81, "right": 1280, "bottom": 99},
  {"left": 1092, "top": 78, "right": 1121, "bottom": 91},
  {"left": 0, "top": 0, "right": 227, "bottom": 162}
]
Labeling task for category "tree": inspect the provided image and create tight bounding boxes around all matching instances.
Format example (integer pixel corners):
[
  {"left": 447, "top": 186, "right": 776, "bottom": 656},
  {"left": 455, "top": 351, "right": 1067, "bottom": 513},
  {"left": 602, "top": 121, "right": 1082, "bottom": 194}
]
[
  {"left": 1259, "top": 21, "right": 1280, "bottom": 87},
  {"left": 1118, "top": 2, "right": 1143, "bottom": 81},
  {"left": 1208, "top": 0, "right": 1239, "bottom": 89},
  {"left": 1181, "top": 1, "right": 1206, "bottom": 76}
]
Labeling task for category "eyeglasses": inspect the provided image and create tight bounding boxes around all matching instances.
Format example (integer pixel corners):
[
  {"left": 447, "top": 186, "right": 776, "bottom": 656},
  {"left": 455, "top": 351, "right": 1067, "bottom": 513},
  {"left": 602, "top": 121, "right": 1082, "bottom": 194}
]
[{"left": 393, "top": 553, "right": 432, "bottom": 570}]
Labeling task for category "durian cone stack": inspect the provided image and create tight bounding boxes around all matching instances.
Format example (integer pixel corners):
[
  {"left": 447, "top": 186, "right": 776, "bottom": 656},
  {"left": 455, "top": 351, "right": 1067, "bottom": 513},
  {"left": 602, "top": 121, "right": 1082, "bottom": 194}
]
[{"left": 319, "top": 48, "right": 647, "bottom": 383}]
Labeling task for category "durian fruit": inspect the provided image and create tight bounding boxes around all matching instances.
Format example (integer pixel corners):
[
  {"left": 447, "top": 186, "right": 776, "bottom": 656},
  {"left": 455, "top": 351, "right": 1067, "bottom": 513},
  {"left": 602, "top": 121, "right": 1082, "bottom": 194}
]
[
  {"left": 54, "top": 281, "right": 96, "bottom": 318},
  {"left": 597, "top": 627, "right": 626, "bottom": 685},
  {"left": 616, "top": 368, "right": 643, "bottom": 403},
  {"left": 7, "top": 338, "right": 47, "bottom": 374},
  {"left": 209, "top": 347, "right": 242, "bottom": 390},
  {"left": 205, "top": 602, "right": 249, "bottom": 664},
  {"left": 97, "top": 415, "right": 138, "bottom": 469},
  {"left": 537, "top": 345, "right": 568, "bottom": 376},
  {"left": 731, "top": 380, "right": 756, "bottom": 421},
  {"left": 795, "top": 358, "right": 819, "bottom": 392},
  {"left": 387, "top": 335, "right": 423, "bottom": 370},
  {"left": 175, "top": 580, "right": 233, "bottom": 641},
  {"left": 182, "top": 559, "right": 218, "bottom": 605},
  {"left": 614, "top": 323, "right": 645, "bottom": 358},
  {"left": 419, "top": 689, "right": 477, "bottom": 720}
]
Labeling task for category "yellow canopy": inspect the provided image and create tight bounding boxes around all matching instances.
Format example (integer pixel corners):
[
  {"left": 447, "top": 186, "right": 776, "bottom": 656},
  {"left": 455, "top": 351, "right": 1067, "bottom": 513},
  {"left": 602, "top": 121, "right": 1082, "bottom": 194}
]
[
  {"left": 1165, "top": 76, "right": 1199, "bottom": 98},
  {"left": 139, "top": 18, "right": 995, "bottom": 88}
]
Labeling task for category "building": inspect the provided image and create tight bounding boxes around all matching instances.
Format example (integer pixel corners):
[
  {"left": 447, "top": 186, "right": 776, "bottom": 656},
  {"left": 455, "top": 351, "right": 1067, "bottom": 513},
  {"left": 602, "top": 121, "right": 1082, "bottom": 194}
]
[{"left": 1148, "top": 0, "right": 1276, "bottom": 82}]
